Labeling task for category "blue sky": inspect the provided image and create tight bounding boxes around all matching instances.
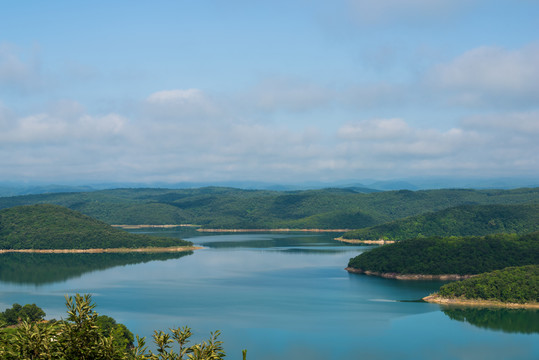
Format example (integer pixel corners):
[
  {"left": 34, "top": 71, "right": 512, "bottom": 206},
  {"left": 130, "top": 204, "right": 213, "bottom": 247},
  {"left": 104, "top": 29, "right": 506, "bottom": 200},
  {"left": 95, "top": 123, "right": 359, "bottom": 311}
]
[{"left": 1, "top": 0, "right": 538, "bottom": 184}]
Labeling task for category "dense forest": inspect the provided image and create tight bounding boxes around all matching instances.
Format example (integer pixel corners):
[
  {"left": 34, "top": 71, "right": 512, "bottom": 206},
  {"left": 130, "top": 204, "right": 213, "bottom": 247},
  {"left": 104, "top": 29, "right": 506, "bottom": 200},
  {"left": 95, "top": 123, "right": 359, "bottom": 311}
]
[
  {"left": 347, "top": 232, "right": 539, "bottom": 275},
  {"left": 1, "top": 187, "right": 539, "bottom": 229},
  {"left": 342, "top": 203, "right": 539, "bottom": 240},
  {"left": 437, "top": 265, "right": 539, "bottom": 304},
  {"left": 0, "top": 204, "right": 193, "bottom": 250}
]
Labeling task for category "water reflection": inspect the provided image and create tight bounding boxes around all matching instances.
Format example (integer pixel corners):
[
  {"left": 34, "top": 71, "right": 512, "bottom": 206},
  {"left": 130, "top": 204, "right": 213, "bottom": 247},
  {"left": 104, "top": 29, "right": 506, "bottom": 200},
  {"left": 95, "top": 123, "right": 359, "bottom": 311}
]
[
  {"left": 442, "top": 307, "right": 539, "bottom": 334},
  {"left": 189, "top": 232, "right": 361, "bottom": 250},
  {"left": 0, "top": 252, "right": 192, "bottom": 285}
]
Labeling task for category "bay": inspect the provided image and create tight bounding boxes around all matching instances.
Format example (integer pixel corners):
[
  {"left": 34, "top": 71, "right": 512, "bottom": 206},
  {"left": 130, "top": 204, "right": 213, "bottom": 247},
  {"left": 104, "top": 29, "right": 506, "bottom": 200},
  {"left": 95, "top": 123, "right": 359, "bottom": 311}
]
[{"left": 0, "top": 231, "right": 537, "bottom": 359}]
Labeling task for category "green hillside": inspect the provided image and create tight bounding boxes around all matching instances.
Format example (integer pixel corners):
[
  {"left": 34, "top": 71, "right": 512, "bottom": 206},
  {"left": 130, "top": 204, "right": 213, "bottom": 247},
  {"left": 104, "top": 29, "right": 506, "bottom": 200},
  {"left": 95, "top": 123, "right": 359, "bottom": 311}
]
[
  {"left": 0, "top": 204, "right": 192, "bottom": 250},
  {"left": 437, "top": 265, "right": 539, "bottom": 304},
  {"left": 342, "top": 204, "right": 539, "bottom": 241},
  {"left": 0, "top": 187, "right": 539, "bottom": 229},
  {"left": 347, "top": 232, "right": 539, "bottom": 275}
]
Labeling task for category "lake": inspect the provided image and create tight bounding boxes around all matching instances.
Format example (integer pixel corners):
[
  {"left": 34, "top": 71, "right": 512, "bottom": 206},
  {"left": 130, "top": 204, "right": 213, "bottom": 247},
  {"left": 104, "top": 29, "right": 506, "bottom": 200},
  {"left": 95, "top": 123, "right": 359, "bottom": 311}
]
[{"left": 1, "top": 231, "right": 537, "bottom": 359}]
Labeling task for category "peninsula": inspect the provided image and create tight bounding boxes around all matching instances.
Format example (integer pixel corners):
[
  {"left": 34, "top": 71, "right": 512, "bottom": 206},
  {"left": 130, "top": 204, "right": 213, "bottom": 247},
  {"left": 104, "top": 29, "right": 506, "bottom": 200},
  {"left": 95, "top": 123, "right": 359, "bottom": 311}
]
[
  {"left": 423, "top": 265, "right": 539, "bottom": 308},
  {"left": 346, "top": 233, "right": 539, "bottom": 279},
  {"left": 0, "top": 204, "right": 195, "bottom": 251}
]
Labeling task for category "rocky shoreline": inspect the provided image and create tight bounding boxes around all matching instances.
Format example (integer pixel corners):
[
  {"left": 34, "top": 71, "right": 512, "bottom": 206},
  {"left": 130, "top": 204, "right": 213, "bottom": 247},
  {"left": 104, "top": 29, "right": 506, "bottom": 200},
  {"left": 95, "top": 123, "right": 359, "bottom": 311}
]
[
  {"left": 335, "top": 237, "right": 395, "bottom": 244},
  {"left": 422, "top": 294, "right": 539, "bottom": 309},
  {"left": 345, "top": 267, "right": 475, "bottom": 280}
]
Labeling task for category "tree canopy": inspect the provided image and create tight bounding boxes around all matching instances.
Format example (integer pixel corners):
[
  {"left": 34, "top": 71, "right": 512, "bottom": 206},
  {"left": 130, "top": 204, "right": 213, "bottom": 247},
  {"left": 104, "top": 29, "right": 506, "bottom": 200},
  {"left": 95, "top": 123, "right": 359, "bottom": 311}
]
[
  {"left": 1, "top": 187, "right": 539, "bottom": 229},
  {"left": 0, "top": 204, "right": 192, "bottom": 250},
  {"left": 0, "top": 294, "right": 243, "bottom": 360},
  {"left": 437, "top": 265, "right": 539, "bottom": 304},
  {"left": 347, "top": 232, "right": 539, "bottom": 275},
  {"left": 342, "top": 203, "right": 539, "bottom": 241}
]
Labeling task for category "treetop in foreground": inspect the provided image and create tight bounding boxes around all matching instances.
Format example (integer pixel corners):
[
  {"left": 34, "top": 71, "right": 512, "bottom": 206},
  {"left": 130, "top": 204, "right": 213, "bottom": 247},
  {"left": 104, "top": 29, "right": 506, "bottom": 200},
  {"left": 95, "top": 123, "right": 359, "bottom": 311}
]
[{"left": 0, "top": 293, "right": 245, "bottom": 360}]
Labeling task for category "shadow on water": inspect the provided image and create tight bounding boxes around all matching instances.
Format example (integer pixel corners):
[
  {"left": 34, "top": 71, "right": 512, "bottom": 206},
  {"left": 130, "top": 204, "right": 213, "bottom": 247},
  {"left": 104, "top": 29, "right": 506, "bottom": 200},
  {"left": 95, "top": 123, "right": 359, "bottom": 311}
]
[
  {"left": 0, "top": 252, "right": 193, "bottom": 285},
  {"left": 442, "top": 306, "right": 539, "bottom": 334}
]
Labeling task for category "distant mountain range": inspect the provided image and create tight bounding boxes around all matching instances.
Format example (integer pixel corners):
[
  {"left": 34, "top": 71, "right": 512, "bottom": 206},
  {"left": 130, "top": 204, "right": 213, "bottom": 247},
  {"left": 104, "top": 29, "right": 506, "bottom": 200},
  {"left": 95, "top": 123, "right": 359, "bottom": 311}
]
[{"left": 1, "top": 177, "right": 538, "bottom": 197}]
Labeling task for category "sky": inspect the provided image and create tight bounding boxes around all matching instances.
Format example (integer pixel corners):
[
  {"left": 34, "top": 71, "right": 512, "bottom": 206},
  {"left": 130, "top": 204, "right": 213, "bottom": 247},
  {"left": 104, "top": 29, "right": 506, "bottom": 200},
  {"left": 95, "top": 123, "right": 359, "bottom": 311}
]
[{"left": 1, "top": 0, "right": 538, "bottom": 185}]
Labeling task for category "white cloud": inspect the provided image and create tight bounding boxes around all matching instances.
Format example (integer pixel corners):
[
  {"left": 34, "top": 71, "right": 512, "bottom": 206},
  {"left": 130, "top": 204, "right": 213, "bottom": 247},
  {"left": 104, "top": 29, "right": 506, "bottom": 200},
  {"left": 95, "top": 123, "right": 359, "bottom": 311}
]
[
  {"left": 147, "top": 89, "right": 205, "bottom": 104},
  {"left": 250, "top": 78, "right": 333, "bottom": 113},
  {"left": 0, "top": 43, "right": 43, "bottom": 93},
  {"left": 338, "top": 118, "right": 470, "bottom": 159},
  {"left": 144, "top": 88, "right": 219, "bottom": 120},
  {"left": 0, "top": 101, "right": 127, "bottom": 144},
  {"left": 461, "top": 111, "right": 539, "bottom": 134},
  {"left": 338, "top": 118, "right": 410, "bottom": 140},
  {"left": 426, "top": 44, "right": 539, "bottom": 107},
  {"left": 2, "top": 92, "right": 539, "bottom": 183}
]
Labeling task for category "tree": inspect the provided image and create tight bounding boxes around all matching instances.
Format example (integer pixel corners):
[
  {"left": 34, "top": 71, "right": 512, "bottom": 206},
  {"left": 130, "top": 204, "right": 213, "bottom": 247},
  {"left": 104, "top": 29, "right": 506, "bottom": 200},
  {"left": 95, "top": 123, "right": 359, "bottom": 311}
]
[{"left": 0, "top": 294, "right": 245, "bottom": 360}]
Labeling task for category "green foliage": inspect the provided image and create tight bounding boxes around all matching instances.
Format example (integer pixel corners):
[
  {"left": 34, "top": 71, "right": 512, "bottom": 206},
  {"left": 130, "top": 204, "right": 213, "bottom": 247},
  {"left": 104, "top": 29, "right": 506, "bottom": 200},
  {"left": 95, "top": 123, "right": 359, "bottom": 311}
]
[
  {"left": 2, "top": 186, "right": 539, "bottom": 229},
  {"left": 0, "top": 204, "right": 192, "bottom": 250},
  {"left": 342, "top": 203, "right": 539, "bottom": 240},
  {"left": 0, "top": 294, "right": 242, "bottom": 360},
  {"left": 348, "top": 232, "right": 539, "bottom": 275},
  {"left": 438, "top": 265, "right": 539, "bottom": 303},
  {"left": 96, "top": 315, "right": 134, "bottom": 351},
  {"left": 0, "top": 303, "right": 45, "bottom": 326}
]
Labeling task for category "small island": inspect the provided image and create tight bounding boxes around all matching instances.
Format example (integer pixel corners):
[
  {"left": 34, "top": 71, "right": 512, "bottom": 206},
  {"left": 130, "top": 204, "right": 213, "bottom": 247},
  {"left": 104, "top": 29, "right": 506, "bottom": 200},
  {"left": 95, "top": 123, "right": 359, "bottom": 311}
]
[
  {"left": 0, "top": 204, "right": 197, "bottom": 252},
  {"left": 423, "top": 265, "right": 539, "bottom": 308}
]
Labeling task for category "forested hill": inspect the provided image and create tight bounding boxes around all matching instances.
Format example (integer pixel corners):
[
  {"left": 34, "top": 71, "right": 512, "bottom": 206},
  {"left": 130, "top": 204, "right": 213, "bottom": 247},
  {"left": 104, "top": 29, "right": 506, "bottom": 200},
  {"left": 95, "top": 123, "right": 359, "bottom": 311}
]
[
  {"left": 342, "top": 203, "right": 539, "bottom": 241},
  {"left": 436, "top": 265, "right": 539, "bottom": 304},
  {"left": 0, "top": 187, "right": 538, "bottom": 229},
  {"left": 0, "top": 204, "right": 192, "bottom": 250},
  {"left": 347, "top": 232, "right": 539, "bottom": 276}
]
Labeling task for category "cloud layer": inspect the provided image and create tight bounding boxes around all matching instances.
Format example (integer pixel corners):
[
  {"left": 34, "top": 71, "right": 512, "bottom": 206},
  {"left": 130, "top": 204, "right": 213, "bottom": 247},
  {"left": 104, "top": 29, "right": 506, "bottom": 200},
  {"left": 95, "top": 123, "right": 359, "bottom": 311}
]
[
  {"left": 2, "top": 83, "right": 538, "bottom": 182},
  {"left": 1, "top": 1, "right": 538, "bottom": 184}
]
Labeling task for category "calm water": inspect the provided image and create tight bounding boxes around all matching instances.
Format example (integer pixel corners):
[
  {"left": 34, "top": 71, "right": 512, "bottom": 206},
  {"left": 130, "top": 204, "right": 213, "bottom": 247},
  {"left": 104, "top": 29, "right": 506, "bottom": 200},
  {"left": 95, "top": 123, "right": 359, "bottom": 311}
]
[{"left": 1, "top": 231, "right": 537, "bottom": 360}]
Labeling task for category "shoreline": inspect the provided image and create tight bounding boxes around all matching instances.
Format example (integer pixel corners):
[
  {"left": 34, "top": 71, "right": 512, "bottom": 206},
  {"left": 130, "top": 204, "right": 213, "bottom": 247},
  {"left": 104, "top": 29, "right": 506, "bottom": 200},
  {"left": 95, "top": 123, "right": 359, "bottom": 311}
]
[
  {"left": 422, "top": 294, "right": 539, "bottom": 309},
  {"left": 112, "top": 224, "right": 199, "bottom": 229},
  {"left": 112, "top": 226, "right": 351, "bottom": 233},
  {"left": 0, "top": 246, "right": 203, "bottom": 254},
  {"left": 197, "top": 228, "right": 350, "bottom": 233},
  {"left": 345, "top": 267, "right": 475, "bottom": 280},
  {"left": 335, "top": 237, "right": 395, "bottom": 245}
]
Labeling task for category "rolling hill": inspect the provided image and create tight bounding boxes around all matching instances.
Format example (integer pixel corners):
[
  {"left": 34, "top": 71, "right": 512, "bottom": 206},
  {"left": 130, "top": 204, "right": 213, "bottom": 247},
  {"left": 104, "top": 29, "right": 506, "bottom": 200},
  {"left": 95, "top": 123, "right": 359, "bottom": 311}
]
[
  {"left": 0, "top": 187, "right": 538, "bottom": 229},
  {"left": 346, "top": 232, "right": 539, "bottom": 276},
  {"left": 341, "top": 203, "right": 539, "bottom": 241},
  {"left": 0, "top": 204, "right": 192, "bottom": 250}
]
